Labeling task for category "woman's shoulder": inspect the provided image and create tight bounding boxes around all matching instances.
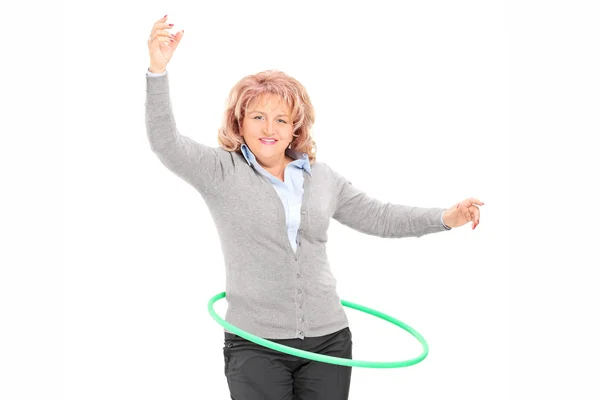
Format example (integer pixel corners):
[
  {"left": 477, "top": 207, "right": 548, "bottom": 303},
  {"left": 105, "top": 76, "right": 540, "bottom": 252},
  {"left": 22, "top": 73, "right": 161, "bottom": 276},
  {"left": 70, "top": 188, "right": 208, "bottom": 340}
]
[
  {"left": 309, "top": 159, "right": 331, "bottom": 174},
  {"left": 309, "top": 160, "right": 346, "bottom": 184},
  {"left": 314, "top": 160, "right": 354, "bottom": 189},
  {"left": 311, "top": 159, "right": 341, "bottom": 174}
]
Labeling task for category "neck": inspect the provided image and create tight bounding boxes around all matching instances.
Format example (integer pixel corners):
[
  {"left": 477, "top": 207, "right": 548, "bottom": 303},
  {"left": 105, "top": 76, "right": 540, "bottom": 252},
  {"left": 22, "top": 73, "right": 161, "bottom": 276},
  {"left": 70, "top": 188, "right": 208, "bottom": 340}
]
[{"left": 256, "top": 153, "right": 294, "bottom": 181}]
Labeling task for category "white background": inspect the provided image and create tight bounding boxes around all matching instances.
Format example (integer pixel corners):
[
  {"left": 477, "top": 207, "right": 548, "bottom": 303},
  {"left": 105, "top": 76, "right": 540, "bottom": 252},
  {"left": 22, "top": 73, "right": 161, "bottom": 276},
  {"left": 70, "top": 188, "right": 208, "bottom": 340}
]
[{"left": 1, "top": 0, "right": 598, "bottom": 399}]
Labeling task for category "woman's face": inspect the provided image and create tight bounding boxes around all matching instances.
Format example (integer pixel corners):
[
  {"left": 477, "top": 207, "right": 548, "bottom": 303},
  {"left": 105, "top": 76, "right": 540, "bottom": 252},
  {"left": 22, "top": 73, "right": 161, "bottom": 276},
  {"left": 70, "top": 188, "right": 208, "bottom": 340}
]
[{"left": 239, "top": 94, "right": 294, "bottom": 162}]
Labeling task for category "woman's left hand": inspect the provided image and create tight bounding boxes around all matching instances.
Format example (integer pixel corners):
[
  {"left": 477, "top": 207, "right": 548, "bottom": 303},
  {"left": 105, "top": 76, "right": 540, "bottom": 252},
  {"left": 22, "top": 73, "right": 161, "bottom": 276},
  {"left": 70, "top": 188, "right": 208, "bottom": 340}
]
[{"left": 442, "top": 198, "right": 484, "bottom": 230}]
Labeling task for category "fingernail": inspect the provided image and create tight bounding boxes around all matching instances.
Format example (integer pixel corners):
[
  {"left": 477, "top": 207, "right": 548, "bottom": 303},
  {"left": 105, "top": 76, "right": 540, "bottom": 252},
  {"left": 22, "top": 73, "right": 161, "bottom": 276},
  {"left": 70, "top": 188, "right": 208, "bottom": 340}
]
[
  {"left": 169, "top": 23, "right": 174, "bottom": 26},
  {"left": 456, "top": 204, "right": 459, "bottom": 209},
  {"left": 164, "top": 14, "right": 167, "bottom": 18}
]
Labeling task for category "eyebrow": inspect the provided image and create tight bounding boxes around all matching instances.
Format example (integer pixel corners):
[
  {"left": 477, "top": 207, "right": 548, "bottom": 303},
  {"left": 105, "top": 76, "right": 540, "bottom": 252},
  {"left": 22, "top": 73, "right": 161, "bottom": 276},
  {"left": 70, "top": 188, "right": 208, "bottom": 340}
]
[{"left": 248, "top": 111, "right": 290, "bottom": 118}]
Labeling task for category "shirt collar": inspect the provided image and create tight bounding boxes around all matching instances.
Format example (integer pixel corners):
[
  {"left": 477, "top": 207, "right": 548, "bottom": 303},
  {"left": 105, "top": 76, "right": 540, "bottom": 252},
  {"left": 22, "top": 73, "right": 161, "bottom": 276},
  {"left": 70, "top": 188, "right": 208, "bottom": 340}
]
[{"left": 241, "top": 143, "right": 312, "bottom": 176}]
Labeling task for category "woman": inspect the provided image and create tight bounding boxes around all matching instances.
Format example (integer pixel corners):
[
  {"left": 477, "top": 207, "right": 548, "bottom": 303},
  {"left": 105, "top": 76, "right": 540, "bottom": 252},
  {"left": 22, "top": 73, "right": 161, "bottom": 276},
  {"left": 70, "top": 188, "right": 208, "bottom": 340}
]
[{"left": 145, "top": 15, "right": 483, "bottom": 400}]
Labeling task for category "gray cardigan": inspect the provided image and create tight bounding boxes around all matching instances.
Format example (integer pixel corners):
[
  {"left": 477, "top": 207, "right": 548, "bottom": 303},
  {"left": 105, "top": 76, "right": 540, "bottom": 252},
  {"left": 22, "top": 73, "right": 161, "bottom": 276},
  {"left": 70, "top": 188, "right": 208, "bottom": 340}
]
[{"left": 145, "top": 72, "right": 450, "bottom": 339}]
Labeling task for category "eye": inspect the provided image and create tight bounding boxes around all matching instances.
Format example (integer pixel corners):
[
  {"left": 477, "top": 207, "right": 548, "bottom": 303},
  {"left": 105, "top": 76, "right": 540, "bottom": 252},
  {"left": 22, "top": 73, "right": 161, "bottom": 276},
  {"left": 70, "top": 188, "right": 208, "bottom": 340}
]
[{"left": 252, "top": 115, "right": 287, "bottom": 124}]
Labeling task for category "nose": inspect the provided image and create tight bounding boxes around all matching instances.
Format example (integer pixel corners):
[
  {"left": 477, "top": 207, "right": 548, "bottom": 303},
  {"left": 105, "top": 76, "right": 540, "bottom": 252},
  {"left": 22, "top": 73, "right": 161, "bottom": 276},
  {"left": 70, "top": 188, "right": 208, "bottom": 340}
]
[{"left": 263, "top": 120, "right": 275, "bottom": 136}]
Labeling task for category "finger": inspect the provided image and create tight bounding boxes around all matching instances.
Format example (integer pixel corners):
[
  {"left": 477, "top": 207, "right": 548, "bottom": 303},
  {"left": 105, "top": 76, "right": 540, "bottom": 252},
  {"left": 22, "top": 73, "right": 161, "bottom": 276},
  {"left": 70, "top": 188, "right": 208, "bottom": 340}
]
[
  {"left": 150, "top": 29, "right": 177, "bottom": 41},
  {"left": 467, "top": 205, "right": 479, "bottom": 218},
  {"left": 468, "top": 197, "right": 484, "bottom": 206},
  {"left": 473, "top": 206, "right": 480, "bottom": 225},
  {"left": 150, "top": 20, "right": 176, "bottom": 37},
  {"left": 172, "top": 30, "right": 184, "bottom": 45},
  {"left": 156, "top": 22, "right": 175, "bottom": 30},
  {"left": 150, "top": 17, "right": 166, "bottom": 35},
  {"left": 157, "top": 31, "right": 181, "bottom": 49},
  {"left": 466, "top": 210, "right": 473, "bottom": 222},
  {"left": 464, "top": 208, "right": 475, "bottom": 228},
  {"left": 147, "top": 34, "right": 170, "bottom": 47},
  {"left": 150, "top": 15, "right": 172, "bottom": 35},
  {"left": 467, "top": 206, "right": 480, "bottom": 229},
  {"left": 168, "top": 30, "right": 185, "bottom": 47},
  {"left": 148, "top": 30, "right": 178, "bottom": 47}
]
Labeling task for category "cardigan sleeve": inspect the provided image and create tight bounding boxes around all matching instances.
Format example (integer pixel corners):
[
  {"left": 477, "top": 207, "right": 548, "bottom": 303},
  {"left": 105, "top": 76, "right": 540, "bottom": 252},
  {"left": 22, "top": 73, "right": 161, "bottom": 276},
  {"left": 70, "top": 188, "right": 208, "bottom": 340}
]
[
  {"left": 145, "top": 71, "right": 226, "bottom": 194},
  {"left": 330, "top": 165, "right": 450, "bottom": 238}
]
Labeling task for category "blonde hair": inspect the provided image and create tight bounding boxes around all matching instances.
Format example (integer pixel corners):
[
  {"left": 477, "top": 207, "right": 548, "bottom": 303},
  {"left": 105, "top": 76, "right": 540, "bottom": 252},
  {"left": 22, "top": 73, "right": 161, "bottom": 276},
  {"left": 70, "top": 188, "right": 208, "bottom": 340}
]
[{"left": 217, "top": 70, "right": 317, "bottom": 164}]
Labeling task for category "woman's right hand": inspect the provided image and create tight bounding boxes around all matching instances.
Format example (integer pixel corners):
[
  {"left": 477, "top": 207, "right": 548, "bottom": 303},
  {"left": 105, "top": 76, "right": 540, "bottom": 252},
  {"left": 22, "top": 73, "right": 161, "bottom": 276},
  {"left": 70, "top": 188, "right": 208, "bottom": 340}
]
[{"left": 147, "top": 15, "right": 184, "bottom": 73}]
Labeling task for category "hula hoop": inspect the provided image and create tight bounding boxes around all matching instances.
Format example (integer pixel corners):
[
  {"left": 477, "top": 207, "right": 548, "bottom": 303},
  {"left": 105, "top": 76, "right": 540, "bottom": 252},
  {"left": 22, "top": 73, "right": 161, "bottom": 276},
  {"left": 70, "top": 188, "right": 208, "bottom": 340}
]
[{"left": 208, "top": 291, "right": 429, "bottom": 369}]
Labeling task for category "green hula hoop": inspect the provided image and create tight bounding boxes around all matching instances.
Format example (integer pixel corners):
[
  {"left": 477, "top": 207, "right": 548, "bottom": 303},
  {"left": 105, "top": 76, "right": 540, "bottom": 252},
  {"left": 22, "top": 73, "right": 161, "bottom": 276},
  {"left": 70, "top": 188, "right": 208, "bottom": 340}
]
[{"left": 208, "top": 291, "right": 429, "bottom": 369}]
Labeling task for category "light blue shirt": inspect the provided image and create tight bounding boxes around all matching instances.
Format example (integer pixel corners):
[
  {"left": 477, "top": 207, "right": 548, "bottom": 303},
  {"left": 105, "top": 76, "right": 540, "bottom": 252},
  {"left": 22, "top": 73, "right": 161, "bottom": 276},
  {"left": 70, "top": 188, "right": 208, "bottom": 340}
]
[{"left": 240, "top": 143, "right": 312, "bottom": 253}]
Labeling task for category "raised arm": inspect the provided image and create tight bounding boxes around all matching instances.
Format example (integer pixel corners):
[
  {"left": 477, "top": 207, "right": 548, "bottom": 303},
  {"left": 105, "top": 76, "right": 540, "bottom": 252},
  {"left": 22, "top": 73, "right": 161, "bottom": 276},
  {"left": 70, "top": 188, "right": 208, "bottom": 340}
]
[
  {"left": 145, "top": 15, "right": 225, "bottom": 194},
  {"left": 145, "top": 72, "right": 225, "bottom": 194}
]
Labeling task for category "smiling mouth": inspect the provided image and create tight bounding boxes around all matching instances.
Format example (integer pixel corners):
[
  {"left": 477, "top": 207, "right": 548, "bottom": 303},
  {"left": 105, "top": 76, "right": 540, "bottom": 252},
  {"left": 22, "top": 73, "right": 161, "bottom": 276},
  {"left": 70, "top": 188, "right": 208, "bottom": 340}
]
[{"left": 259, "top": 138, "right": 278, "bottom": 145}]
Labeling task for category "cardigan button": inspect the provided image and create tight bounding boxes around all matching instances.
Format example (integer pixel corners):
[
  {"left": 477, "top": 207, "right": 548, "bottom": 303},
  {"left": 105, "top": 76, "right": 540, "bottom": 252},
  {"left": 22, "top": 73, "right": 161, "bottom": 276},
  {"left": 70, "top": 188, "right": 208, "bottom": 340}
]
[{"left": 301, "top": 210, "right": 306, "bottom": 215}]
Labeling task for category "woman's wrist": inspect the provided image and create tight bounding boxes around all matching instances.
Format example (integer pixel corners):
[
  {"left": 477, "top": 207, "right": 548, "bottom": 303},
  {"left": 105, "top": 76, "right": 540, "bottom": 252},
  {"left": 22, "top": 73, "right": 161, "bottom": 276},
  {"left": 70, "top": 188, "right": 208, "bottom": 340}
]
[{"left": 148, "top": 66, "right": 166, "bottom": 74}]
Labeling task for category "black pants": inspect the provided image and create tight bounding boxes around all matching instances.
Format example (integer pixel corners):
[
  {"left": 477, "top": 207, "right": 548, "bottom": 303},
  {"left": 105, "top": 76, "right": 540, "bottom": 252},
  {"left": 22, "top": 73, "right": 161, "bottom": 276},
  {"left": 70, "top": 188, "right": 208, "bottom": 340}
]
[{"left": 223, "top": 327, "right": 353, "bottom": 400}]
